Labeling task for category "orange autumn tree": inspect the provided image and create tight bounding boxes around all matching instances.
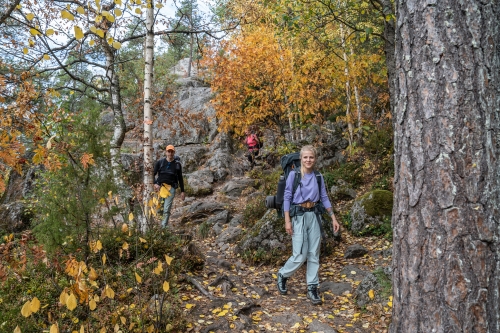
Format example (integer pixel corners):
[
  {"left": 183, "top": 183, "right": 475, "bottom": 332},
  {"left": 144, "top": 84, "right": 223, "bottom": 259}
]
[{"left": 204, "top": 24, "right": 340, "bottom": 136}]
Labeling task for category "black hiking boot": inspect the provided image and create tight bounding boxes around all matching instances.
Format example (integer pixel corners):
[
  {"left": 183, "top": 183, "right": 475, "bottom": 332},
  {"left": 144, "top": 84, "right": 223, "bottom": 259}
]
[
  {"left": 277, "top": 273, "right": 288, "bottom": 295},
  {"left": 307, "top": 285, "right": 322, "bottom": 305}
]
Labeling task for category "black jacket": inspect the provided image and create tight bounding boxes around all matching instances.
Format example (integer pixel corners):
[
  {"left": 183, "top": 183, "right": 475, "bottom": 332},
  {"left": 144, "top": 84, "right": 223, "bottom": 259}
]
[{"left": 153, "top": 158, "right": 185, "bottom": 192}]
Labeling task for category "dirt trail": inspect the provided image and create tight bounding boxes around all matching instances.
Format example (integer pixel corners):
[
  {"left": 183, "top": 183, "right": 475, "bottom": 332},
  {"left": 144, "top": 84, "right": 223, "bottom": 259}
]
[{"left": 167, "top": 180, "right": 392, "bottom": 333}]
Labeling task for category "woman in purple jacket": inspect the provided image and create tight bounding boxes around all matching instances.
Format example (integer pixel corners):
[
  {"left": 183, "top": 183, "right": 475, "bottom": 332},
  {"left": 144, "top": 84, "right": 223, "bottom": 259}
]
[{"left": 277, "top": 145, "right": 340, "bottom": 305}]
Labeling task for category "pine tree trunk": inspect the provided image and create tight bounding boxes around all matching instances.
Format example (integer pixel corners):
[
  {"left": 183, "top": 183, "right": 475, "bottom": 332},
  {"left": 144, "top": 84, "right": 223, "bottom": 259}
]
[
  {"left": 142, "top": 0, "right": 155, "bottom": 231},
  {"left": 391, "top": 1, "right": 500, "bottom": 332}
]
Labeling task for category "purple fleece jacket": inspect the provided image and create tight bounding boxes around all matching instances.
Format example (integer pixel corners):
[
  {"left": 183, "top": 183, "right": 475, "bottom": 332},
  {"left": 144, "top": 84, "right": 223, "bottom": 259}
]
[{"left": 283, "top": 170, "right": 332, "bottom": 212}]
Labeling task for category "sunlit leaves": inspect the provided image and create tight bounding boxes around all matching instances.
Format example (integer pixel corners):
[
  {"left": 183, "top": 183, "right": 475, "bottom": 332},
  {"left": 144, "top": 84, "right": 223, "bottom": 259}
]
[
  {"left": 50, "top": 324, "right": 59, "bottom": 333},
  {"left": 76, "top": 6, "right": 85, "bottom": 14},
  {"left": 74, "top": 26, "right": 84, "bottom": 40},
  {"left": 104, "top": 285, "right": 115, "bottom": 299},
  {"left": 153, "top": 261, "right": 163, "bottom": 275},
  {"left": 163, "top": 281, "right": 170, "bottom": 292},
  {"left": 61, "top": 10, "right": 75, "bottom": 21},
  {"left": 30, "top": 28, "right": 41, "bottom": 36},
  {"left": 368, "top": 289, "right": 375, "bottom": 299},
  {"left": 26, "top": 13, "right": 35, "bottom": 20},
  {"left": 159, "top": 184, "right": 171, "bottom": 198},
  {"left": 135, "top": 8, "right": 142, "bottom": 15},
  {"left": 46, "top": 28, "right": 54, "bottom": 36},
  {"left": 114, "top": 9, "right": 122, "bottom": 17},
  {"left": 155, "top": 3, "right": 163, "bottom": 8},
  {"left": 20, "top": 297, "right": 41, "bottom": 317},
  {"left": 164, "top": 255, "right": 173, "bottom": 265},
  {"left": 112, "top": 41, "right": 121, "bottom": 49},
  {"left": 23, "top": 48, "right": 28, "bottom": 54},
  {"left": 66, "top": 293, "right": 77, "bottom": 311},
  {"left": 14, "top": 326, "right": 21, "bottom": 333},
  {"left": 114, "top": 0, "right": 122, "bottom": 5},
  {"left": 135, "top": 272, "right": 142, "bottom": 283}
]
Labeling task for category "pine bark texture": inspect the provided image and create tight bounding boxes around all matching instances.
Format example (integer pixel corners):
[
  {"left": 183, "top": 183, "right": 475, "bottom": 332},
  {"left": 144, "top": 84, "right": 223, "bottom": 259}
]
[{"left": 391, "top": 1, "right": 500, "bottom": 333}]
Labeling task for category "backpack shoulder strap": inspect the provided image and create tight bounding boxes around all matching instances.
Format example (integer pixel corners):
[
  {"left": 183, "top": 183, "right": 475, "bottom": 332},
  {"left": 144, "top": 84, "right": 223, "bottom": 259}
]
[
  {"left": 159, "top": 157, "right": 166, "bottom": 170},
  {"left": 291, "top": 170, "right": 301, "bottom": 200},
  {"left": 314, "top": 171, "right": 322, "bottom": 202}
]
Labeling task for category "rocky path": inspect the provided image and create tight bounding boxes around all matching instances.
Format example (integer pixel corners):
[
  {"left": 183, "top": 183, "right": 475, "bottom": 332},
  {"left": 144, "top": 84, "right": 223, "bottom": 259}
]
[{"left": 167, "top": 179, "right": 393, "bottom": 333}]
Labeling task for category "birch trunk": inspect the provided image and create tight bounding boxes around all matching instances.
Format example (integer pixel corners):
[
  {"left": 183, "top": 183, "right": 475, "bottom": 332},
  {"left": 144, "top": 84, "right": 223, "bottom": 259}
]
[
  {"left": 142, "top": 0, "right": 155, "bottom": 231},
  {"left": 340, "top": 24, "right": 354, "bottom": 147},
  {"left": 104, "top": 45, "right": 126, "bottom": 185},
  {"left": 391, "top": 1, "right": 500, "bottom": 332}
]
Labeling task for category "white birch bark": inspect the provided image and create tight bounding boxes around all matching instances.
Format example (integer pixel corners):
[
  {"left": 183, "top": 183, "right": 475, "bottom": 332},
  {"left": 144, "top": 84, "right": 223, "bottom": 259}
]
[
  {"left": 104, "top": 45, "right": 126, "bottom": 185},
  {"left": 142, "top": 0, "right": 155, "bottom": 231}
]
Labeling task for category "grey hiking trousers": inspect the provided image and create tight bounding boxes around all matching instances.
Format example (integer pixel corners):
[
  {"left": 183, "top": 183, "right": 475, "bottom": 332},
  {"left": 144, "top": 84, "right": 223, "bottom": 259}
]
[{"left": 278, "top": 211, "right": 321, "bottom": 285}]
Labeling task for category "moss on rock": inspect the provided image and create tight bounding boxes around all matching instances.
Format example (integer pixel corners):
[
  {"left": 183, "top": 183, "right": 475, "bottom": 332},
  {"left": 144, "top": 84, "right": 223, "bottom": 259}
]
[{"left": 350, "top": 190, "right": 393, "bottom": 235}]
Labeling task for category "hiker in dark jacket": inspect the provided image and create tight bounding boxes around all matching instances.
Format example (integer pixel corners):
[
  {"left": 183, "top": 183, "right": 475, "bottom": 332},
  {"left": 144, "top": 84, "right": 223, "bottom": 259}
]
[
  {"left": 276, "top": 145, "right": 340, "bottom": 305},
  {"left": 153, "top": 145, "right": 185, "bottom": 227}
]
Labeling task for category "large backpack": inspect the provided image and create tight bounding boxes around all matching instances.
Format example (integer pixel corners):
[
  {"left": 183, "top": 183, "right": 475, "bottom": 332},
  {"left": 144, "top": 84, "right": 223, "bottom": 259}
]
[
  {"left": 158, "top": 156, "right": 181, "bottom": 188},
  {"left": 265, "top": 152, "right": 322, "bottom": 217}
]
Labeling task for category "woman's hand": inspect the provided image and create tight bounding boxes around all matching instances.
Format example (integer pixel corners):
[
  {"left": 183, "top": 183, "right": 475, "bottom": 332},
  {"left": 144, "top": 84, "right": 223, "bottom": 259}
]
[
  {"left": 285, "top": 219, "right": 293, "bottom": 235},
  {"left": 330, "top": 213, "right": 340, "bottom": 233}
]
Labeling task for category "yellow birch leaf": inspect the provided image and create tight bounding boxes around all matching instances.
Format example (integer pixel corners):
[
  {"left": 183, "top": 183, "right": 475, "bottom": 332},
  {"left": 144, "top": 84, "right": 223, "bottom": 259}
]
[
  {"left": 139, "top": 237, "right": 146, "bottom": 243},
  {"left": 23, "top": 48, "right": 28, "bottom": 54},
  {"left": 21, "top": 300, "right": 32, "bottom": 317},
  {"left": 95, "top": 15, "right": 102, "bottom": 23},
  {"left": 46, "top": 28, "right": 54, "bottom": 36},
  {"left": 61, "top": 10, "right": 75, "bottom": 21},
  {"left": 105, "top": 285, "right": 115, "bottom": 299},
  {"left": 30, "top": 297, "right": 41, "bottom": 313},
  {"left": 50, "top": 324, "right": 59, "bottom": 333},
  {"left": 159, "top": 185, "right": 171, "bottom": 198},
  {"left": 16, "top": 4, "right": 21, "bottom": 9},
  {"left": 89, "top": 40, "right": 95, "bottom": 46},
  {"left": 26, "top": 13, "right": 35, "bottom": 20},
  {"left": 102, "top": 254, "right": 106, "bottom": 265},
  {"left": 368, "top": 289, "right": 375, "bottom": 300},
  {"left": 135, "top": 8, "right": 142, "bottom": 14},
  {"left": 114, "top": 0, "right": 122, "bottom": 4},
  {"left": 14, "top": 326, "right": 21, "bottom": 333},
  {"left": 96, "top": 240, "right": 102, "bottom": 251},
  {"left": 74, "top": 26, "right": 84, "bottom": 40},
  {"left": 155, "top": 3, "right": 163, "bottom": 8},
  {"left": 100, "top": 328, "right": 105, "bottom": 333},
  {"left": 43, "top": 54, "right": 50, "bottom": 60},
  {"left": 89, "top": 299, "right": 97, "bottom": 310},
  {"left": 79, "top": 325, "right": 84, "bottom": 333},
  {"left": 185, "top": 304, "right": 194, "bottom": 309},
  {"left": 122, "top": 242, "right": 129, "bottom": 250},
  {"left": 120, "top": 316, "right": 126, "bottom": 325},
  {"left": 154, "top": 261, "right": 163, "bottom": 275},
  {"left": 30, "top": 28, "right": 40, "bottom": 36},
  {"left": 163, "top": 281, "right": 170, "bottom": 292},
  {"left": 164, "top": 255, "right": 173, "bottom": 265},
  {"left": 128, "top": 212, "right": 134, "bottom": 221},
  {"left": 89, "top": 26, "right": 97, "bottom": 33},
  {"left": 88, "top": 267, "right": 98, "bottom": 280},
  {"left": 112, "top": 41, "right": 121, "bottom": 49},
  {"left": 135, "top": 272, "right": 142, "bottom": 283},
  {"left": 60, "top": 291, "right": 69, "bottom": 304},
  {"left": 66, "top": 293, "right": 77, "bottom": 311},
  {"left": 107, "top": 37, "right": 113, "bottom": 45},
  {"left": 147, "top": 325, "right": 154, "bottom": 333},
  {"left": 121, "top": 223, "right": 129, "bottom": 232},
  {"left": 76, "top": 6, "right": 85, "bottom": 14},
  {"left": 387, "top": 301, "right": 393, "bottom": 307},
  {"left": 114, "top": 9, "right": 122, "bottom": 16},
  {"left": 106, "top": 14, "right": 115, "bottom": 22}
]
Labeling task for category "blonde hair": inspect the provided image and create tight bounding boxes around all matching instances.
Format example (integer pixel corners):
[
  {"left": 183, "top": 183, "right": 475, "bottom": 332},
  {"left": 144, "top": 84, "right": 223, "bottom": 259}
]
[{"left": 300, "top": 145, "right": 317, "bottom": 178}]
